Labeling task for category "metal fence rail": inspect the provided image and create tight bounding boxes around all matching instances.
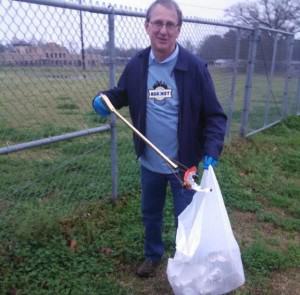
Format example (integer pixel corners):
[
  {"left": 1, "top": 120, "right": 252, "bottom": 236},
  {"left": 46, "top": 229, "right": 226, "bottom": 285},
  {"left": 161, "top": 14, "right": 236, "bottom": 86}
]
[{"left": 0, "top": 0, "right": 299, "bottom": 200}]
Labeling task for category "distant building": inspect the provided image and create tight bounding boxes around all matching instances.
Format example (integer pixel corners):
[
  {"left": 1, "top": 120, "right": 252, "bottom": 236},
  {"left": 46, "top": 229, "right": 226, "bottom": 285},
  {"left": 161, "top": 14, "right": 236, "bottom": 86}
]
[
  {"left": 214, "top": 59, "right": 235, "bottom": 68},
  {"left": 0, "top": 42, "right": 102, "bottom": 67},
  {"left": 290, "top": 61, "right": 300, "bottom": 76}
]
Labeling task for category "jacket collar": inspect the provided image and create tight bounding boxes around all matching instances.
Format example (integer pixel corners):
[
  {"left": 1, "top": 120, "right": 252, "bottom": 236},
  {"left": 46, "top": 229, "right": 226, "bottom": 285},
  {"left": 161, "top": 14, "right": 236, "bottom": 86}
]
[
  {"left": 138, "top": 44, "right": 189, "bottom": 71},
  {"left": 174, "top": 44, "right": 189, "bottom": 71},
  {"left": 149, "top": 44, "right": 179, "bottom": 64}
]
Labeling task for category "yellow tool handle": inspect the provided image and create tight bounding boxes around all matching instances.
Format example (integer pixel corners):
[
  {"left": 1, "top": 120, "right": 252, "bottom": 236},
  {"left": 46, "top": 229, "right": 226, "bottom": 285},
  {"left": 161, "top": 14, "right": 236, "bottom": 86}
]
[{"left": 101, "top": 94, "right": 178, "bottom": 170}]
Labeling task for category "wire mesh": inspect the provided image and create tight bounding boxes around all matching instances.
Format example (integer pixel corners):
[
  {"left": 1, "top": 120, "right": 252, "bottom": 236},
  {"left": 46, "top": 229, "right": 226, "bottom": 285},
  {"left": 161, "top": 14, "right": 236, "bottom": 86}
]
[
  {"left": 246, "top": 31, "right": 299, "bottom": 133},
  {"left": 0, "top": 0, "right": 299, "bottom": 202},
  {"left": 0, "top": 0, "right": 114, "bottom": 202}
]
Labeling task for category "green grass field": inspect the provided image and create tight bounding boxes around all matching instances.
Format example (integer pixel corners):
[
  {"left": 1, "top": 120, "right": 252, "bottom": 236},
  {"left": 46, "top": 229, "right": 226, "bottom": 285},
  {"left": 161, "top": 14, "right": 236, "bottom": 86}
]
[
  {"left": 0, "top": 66, "right": 299, "bottom": 294},
  {"left": 0, "top": 66, "right": 298, "bottom": 143},
  {"left": 0, "top": 115, "right": 299, "bottom": 294}
]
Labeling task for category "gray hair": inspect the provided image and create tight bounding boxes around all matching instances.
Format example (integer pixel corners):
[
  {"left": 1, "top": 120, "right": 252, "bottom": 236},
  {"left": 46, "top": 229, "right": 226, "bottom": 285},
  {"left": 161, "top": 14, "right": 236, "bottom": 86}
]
[{"left": 146, "top": 0, "right": 183, "bottom": 27}]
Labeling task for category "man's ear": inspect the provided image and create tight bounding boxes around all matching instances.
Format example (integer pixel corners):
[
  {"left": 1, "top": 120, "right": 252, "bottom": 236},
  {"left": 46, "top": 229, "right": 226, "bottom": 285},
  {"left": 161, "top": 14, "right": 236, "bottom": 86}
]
[
  {"left": 144, "top": 20, "right": 150, "bottom": 34},
  {"left": 177, "top": 25, "right": 181, "bottom": 34}
]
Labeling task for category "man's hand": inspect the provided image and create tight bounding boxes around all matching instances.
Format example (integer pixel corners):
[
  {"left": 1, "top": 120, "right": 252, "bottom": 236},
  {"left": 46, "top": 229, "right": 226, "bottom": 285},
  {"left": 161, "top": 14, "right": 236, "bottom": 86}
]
[
  {"left": 92, "top": 95, "right": 111, "bottom": 117},
  {"left": 202, "top": 155, "right": 218, "bottom": 170}
]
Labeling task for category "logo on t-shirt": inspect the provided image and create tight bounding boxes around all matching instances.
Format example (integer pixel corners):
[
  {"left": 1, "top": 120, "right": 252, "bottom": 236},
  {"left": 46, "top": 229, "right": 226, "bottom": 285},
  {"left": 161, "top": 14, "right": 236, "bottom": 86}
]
[{"left": 148, "top": 81, "right": 172, "bottom": 103}]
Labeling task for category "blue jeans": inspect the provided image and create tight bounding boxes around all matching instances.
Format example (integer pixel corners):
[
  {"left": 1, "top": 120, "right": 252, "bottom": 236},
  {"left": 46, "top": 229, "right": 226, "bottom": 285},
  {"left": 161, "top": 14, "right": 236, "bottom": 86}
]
[{"left": 140, "top": 165, "right": 194, "bottom": 261}]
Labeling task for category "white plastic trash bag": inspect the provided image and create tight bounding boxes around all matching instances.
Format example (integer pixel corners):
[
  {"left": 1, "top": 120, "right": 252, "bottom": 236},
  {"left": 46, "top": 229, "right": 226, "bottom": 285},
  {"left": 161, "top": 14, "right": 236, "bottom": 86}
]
[{"left": 167, "top": 166, "right": 245, "bottom": 295}]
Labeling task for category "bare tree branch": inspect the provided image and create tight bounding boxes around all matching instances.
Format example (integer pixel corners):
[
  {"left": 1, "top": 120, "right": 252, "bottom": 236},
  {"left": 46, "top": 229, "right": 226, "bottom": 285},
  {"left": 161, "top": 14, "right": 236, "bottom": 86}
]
[{"left": 224, "top": 0, "right": 300, "bottom": 33}]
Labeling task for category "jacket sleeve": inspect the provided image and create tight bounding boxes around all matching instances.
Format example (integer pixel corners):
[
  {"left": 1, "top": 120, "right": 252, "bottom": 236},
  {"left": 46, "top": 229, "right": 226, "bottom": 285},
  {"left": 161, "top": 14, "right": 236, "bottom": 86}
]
[
  {"left": 199, "top": 64, "right": 227, "bottom": 159},
  {"left": 98, "top": 65, "right": 129, "bottom": 110}
]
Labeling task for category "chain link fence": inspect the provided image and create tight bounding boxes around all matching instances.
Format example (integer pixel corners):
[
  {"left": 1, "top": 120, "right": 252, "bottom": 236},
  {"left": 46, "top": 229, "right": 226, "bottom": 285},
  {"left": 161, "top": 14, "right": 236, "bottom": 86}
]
[{"left": 0, "top": 0, "right": 299, "bottom": 201}]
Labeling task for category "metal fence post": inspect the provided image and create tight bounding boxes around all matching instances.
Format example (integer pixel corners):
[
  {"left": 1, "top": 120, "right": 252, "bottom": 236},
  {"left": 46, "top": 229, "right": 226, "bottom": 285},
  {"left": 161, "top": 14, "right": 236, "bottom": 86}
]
[
  {"left": 240, "top": 26, "right": 260, "bottom": 137},
  {"left": 108, "top": 8, "right": 118, "bottom": 201},
  {"left": 264, "top": 33, "right": 278, "bottom": 125},
  {"left": 79, "top": 0, "right": 86, "bottom": 70},
  {"left": 226, "top": 28, "right": 241, "bottom": 139},
  {"left": 296, "top": 77, "right": 300, "bottom": 115},
  {"left": 282, "top": 35, "right": 294, "bottom": 118}
]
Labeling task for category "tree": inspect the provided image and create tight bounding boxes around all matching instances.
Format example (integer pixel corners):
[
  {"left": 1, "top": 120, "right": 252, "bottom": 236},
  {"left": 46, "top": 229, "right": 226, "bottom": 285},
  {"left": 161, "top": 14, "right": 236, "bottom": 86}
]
[
  {"left": 183, "top": 40, "right": 196, "bottom": 54},
  {"left": 0, "top": 43, "right": 6, "bottom": 53},
  {"left": 198, "top": 35, "right": 224, "bottom": 61},
  {"left": 197, "top": 30, "right": 249, "bottom": 61},
  {"left": 225, "top": 0, "right": 300, "bottom": 33}
]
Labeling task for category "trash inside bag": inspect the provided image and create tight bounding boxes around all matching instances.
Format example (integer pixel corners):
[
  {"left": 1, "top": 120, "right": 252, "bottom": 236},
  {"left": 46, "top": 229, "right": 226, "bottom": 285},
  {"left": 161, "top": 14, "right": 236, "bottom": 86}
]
[{"left": 167, "top": 166, "right": 245, "bottom": 295}]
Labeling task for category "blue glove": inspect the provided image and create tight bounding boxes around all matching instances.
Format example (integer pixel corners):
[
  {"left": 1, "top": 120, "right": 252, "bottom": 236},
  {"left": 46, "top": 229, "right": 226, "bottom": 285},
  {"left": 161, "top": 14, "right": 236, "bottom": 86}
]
[
  {"left": 92, "top": 95, "right": 111, "bottom": 117},
  {"left": 202, "top": 155, "right": 218, "bottom": 170}
]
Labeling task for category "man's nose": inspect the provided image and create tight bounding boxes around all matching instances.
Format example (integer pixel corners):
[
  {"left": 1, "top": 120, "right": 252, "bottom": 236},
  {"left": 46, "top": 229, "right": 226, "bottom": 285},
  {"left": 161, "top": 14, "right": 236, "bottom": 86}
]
[{"left": 159, "top": 24, "right": 168, "bottom": 33}]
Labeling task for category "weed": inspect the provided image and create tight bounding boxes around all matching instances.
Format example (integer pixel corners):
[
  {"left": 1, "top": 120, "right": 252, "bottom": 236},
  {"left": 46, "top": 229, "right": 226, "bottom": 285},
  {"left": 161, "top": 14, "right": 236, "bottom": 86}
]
[
  {"left": 243, "top": 242, "right": 280, "bottom": 277},
  {"left": 56, "top": 103, "right": 79, "bottom": 110},
  {"left": 84, "top": 110, "right": 108, "bottom": 125},
  {"left": 257, "top": 210, "right": 300, "bottom": 231}
]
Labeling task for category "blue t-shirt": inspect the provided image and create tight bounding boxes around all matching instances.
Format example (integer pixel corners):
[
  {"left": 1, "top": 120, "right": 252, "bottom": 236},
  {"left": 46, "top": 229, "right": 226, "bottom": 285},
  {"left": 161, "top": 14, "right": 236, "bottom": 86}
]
[{"left": 140, "top": 46, "right": 179, "bottom": 174}]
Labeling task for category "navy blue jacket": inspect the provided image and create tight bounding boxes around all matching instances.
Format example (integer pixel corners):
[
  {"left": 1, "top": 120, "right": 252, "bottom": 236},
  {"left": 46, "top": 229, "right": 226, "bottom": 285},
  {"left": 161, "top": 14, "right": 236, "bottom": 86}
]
[{"left": 102, "top": 45, "right": 227, "bottom": 168}]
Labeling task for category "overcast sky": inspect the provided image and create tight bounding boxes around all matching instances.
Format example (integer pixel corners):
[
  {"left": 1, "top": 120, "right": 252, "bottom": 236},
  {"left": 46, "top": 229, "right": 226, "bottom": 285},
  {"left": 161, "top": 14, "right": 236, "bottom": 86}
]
[
  {"left": 0, "top": 0, "right": 246, "bottom": 48},
  {"left": 103, "top": 0, "right": 242, "bottom": 19}
]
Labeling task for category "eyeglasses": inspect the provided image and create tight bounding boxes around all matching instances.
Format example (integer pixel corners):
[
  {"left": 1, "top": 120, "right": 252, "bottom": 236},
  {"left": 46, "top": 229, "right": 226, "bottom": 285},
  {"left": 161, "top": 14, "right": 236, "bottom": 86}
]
[{"left": 149, "top": 20, "right": 179, "bottom": 31}]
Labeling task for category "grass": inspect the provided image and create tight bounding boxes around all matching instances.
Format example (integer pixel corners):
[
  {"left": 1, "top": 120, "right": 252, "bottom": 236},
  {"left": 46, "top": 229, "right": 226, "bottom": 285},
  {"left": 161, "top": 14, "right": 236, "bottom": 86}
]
[
  {"left": 0, "top": 66, "right": 299, "bottom": 294},
  {"left": 0, "top": 115, "right": 299, "bottom": 294},
  {"left": 0, "top": 67, "right": 110, "bottom": 132},
  {"left": 0, "top": 66, "right": 299, "bottom": 140}
]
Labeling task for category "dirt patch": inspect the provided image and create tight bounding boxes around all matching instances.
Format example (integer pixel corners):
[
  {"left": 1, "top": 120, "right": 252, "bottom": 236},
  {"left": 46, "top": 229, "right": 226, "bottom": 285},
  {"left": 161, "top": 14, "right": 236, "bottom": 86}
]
[
  {"left": 268, "top": 268, "right": 300, "bottom": 295},
  {"left": 229, "top": 210, "right": 299, "bottom": 250},
  {"left": 230, "top": 211, "right": 257, "bottom": 247},
  {"left": 258, "top": 222, "right": 300, "bottom": 250},
  {"left": 0, "top": 199, "right": 11, "bottom": 213},
  {"left": 118, "top": 259, "right": 173, "bottom": 295},
  {"left": 7, "top": 148, "right": 59, "bottom": 160}
]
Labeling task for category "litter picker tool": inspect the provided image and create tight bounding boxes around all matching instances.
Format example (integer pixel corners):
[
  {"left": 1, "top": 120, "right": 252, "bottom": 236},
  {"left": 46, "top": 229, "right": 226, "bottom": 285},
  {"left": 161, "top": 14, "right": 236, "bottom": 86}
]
[{"left": 101, "top": 94, "right": 212, "bottom": 192}]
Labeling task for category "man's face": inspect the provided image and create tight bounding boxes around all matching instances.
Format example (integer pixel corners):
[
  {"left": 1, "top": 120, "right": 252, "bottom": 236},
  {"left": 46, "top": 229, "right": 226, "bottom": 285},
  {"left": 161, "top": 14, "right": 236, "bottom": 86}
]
[{"left": 145, "top": 4, "right": 181, "bottom": 60}]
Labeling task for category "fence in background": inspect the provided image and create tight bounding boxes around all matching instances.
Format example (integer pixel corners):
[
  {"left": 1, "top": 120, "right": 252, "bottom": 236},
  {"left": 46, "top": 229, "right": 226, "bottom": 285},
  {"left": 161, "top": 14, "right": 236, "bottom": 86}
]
[{"left": 0, "top": 0, "right": 299, "bottom": 201}]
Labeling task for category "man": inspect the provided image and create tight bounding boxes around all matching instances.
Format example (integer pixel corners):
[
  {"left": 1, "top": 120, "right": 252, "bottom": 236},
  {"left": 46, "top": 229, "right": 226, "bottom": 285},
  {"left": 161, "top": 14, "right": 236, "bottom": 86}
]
[{"left": 92, "top": 0, "right": 227, "bottom": 277}]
